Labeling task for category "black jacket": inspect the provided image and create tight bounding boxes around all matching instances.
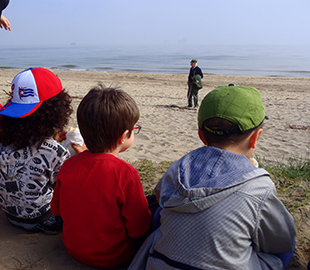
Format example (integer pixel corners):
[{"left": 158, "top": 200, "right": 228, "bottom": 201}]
[
  {"left": 188, "top": 66, "right": 203, "bottom": 84},
  {"left": 0, "top": 0, "right": 9, "bottom": 17}
]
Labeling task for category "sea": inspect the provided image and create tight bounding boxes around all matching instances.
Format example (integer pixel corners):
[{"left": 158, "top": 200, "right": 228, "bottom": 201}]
[{"left": 1, "top": 44, "right": 310, "bottom": 77}]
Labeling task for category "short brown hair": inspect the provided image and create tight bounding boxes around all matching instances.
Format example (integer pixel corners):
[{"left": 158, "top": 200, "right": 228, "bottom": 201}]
[
  {"left": 200, "top": 117, "right": 263, "bottom": 148},
  {"left": 77, "top": 84, "right": 139, "bottom": 153}
]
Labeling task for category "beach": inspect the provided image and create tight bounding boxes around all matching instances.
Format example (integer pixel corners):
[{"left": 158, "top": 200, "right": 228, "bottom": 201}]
[
  {"left": 1, "top": 69, "right": 310, "bottom": 164},
  {"left": 0, "top": 69, "right": 310, "bottom": 269}
]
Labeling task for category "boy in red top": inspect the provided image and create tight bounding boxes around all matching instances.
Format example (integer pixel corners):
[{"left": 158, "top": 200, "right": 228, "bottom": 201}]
[{"left": 51, "top": 85, "right": 152, "bottom": 269}]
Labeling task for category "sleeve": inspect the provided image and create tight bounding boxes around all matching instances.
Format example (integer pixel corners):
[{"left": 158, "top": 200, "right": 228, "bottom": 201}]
[
  {"left": 198, "top": 67, "right": 203, "bottom": 79},
  {"left": 51, "top": 143, "right": 70, "bottom": 185},
  {"left": 51, "top": 175, "right": 61, "bottom": 216},
  {"left": 154, "top": 178, "right": 162, "bottom": 202},
  {"left": 0, "top": 0, "right": 9, "bottom": 16},
  {"left": 254, "top": 185, "right": 296, "bottom": 254},
  {"left": 121, "top": 168, "right": 152, "bottom": 238}
]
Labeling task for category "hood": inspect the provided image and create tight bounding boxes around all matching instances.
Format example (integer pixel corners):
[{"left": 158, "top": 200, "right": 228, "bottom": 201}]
[
  {"left": 0, "top": 144, "right": 37, "bottom": 179},
  {"left": 159, "top": 146, "right": 269, "bottom": 213}
]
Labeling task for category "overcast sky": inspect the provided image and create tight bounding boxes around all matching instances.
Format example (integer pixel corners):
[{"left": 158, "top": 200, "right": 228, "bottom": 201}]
[{"left": 1, "top": 0, "right": 310, "bottom": 48}]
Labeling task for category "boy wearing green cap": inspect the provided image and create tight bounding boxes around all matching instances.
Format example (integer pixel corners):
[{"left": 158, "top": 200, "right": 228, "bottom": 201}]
[{"left": 129, "top": 84, "right": 295, "bottom": 270}]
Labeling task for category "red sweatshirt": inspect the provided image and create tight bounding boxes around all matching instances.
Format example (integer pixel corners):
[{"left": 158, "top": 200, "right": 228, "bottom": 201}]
[{"left": 51, "top": 151, "right": 152, "bottom": 268}]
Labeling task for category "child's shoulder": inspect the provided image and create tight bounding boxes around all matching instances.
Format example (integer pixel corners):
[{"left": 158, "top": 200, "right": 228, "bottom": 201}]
[
  {"left": 111, "top": 155, "right": 138, "bottom": 173},
  {"left": 108, "top": 156, "right": 140, "bottom": 181},
  {"left": 38, "top": 138, "right": 70, "bottom": 158}
]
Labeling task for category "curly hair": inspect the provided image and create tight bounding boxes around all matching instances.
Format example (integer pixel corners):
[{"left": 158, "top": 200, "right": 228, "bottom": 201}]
[{"left": 0, "top": 90, "right": 73, "bottom": 149}]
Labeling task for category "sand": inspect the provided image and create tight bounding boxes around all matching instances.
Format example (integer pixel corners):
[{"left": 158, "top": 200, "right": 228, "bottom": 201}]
[
  {"left": 1, "top": 69, "right": 310, "bottom": 164},
  {"left": 0, "top": 69, "right": 309, "bottom": 269}
]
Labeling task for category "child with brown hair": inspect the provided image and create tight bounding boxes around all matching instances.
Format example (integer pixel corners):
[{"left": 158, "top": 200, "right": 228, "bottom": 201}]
[
  {"left": 0, "top": 67, "right": 72, "bottom": 234},
  {"left": 51, "top": 84, "right": 152, "bottom": 269},
  {"left": 130, "top": 84, "right": 295, "bottom": 270}
]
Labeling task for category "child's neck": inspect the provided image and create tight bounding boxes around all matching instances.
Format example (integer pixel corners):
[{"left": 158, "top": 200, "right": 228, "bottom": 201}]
[
  {"left": 222, "top": 145, "right": 253, "bottom": 159},
  {"left": 104, "top": 144, "right": 123, "bottom": 157}
]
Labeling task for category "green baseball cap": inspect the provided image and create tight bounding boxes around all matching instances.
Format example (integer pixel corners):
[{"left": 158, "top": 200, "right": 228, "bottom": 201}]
[
  {"left": 190, "top": 59, "right": 197, "bottom": 63},
  {"left": 198, "top": 84, "right": 266, "bottom": 135}
]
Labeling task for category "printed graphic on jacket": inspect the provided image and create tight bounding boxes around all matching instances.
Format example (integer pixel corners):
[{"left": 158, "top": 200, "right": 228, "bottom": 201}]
[{"left": 0, "top": 138, "right": 69, "bottom": 219}]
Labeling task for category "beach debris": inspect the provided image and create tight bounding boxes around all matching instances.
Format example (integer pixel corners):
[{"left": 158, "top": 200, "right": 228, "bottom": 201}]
[
  {"left": 289, "top": 124, "right": 310, "bottom": 130},
  {"left": 2, "top": 88, "right": 11, "bottom": 96},
  {"left": 155, "top": 104, "right": 197, "bottom": 111}
]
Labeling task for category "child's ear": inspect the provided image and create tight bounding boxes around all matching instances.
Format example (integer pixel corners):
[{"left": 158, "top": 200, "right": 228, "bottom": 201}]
[
  {"left": 118, "top": 130, "right": 130, "bottom": 145},
  {"left": 249, "top": 128, "right": 263, "bottom": 149},
  {"left": 198, "top": 129, "right": 208, "bottom": 145}
]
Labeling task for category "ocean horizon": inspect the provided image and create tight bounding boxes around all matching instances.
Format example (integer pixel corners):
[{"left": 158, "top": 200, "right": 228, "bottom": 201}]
[{"left": 1, "top": 44, "right": 310, "bottom": 78}]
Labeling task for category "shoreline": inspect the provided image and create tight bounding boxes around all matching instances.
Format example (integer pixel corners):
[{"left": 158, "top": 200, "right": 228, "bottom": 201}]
[
  {"left": 1, "top": 69, "right": 310, "bottom": 163},
  {"left": 3, "top": 66, "right": 310, "bottom": 78}
]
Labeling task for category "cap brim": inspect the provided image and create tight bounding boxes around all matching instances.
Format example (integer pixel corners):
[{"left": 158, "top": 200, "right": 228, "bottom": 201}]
[{"left": 0, "top": 101, "right": 42, "bottom": 118}]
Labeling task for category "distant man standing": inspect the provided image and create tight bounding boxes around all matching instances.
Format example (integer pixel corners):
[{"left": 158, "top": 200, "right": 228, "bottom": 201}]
[{"left": 187, "top": 59, "right": 203, "bottom": 107}]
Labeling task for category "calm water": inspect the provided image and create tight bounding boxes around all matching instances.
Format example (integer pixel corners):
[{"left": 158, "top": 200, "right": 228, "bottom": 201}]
[{"left": 1, "top": 44, "right": 310, "bottom": 77}]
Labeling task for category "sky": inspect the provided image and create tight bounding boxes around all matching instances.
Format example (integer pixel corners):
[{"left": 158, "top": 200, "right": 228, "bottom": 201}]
[{"left": 1, "top": 0, "right": 310, "bottom": 48}]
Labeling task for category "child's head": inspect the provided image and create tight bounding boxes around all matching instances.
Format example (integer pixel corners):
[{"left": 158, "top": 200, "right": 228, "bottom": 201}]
[
  {"left": 77, "top": 84, "right": 139, "bottom": 153},
  {"left": 198, "top": 84, "right": 266, "bottom": 151},
  {"left": 0, "top": 67, "right": 73, "bottom": 149}
]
